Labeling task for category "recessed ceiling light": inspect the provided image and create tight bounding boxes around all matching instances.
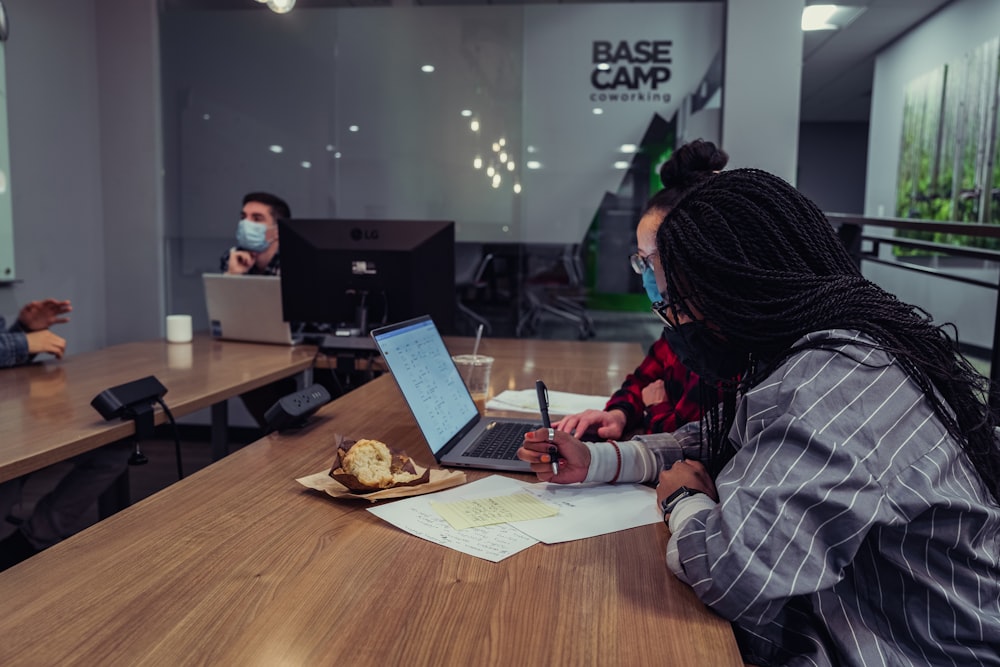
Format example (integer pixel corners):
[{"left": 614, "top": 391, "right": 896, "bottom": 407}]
[
  {"left": 512, "top": 184, "right": 521, "bottom": 195},
  {"left": 596, "top": 63, "right": 610, "bottom": 71},
  {"left": 526, "top": 161, "right": 542, "bottom": 170},
  {"left": 470, "top": 120, "right": 480, "bottom": 132},
  {"left": 460, "top": 109, "right": 472, "bottom": 117},
  {"left": 334, "top": 151, "right": 342, "bottom": 159},
  {"left": 592, "top": 108, "right": 604, "bottom": 115},
  {"left": 348, "top": 125, "right": 359, "bottom": 133},
  {"left": 421, "top": 64, "right": 435, "bottom": 73},
  {"left": 325, "top": 144, "right": 335, "bottom": 152},
  {"left": 619, "top": 143, "right": 637, "bottom": 153},
  {"left": 802, "top": 4, "right": 865, "bottom": 31},
  {"left": 301, "top": 161, "right": 312, "bottom": 169},
  {"left": 473, "top": 156, "right": 483, "bottom": 169},
  {"left": 269, "top": 145, "right": 283, "bottom": 154},
  {"left": 613, "top": 161, "right": 630, "bottom": 170}
]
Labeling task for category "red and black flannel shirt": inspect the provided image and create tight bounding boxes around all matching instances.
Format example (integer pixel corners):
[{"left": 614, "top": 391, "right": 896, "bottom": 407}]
[{"left": 605, "top": 333, "right": 704, "bottom": 434}]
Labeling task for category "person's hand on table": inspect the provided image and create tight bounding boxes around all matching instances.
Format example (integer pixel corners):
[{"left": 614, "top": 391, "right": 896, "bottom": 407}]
[
  {"left": 655, "top": 459, "right": 718, "bottom": 511},
  {"left": 641, "top": 379, "right": 666, "bottom": 408},
  {"left": 554, "top": 408, "right": 626, "bottom": 440},
  {"left": 226, "top": 249, "right": 256, "bottom": 274},
  {"left": 518, "top": 427, "right": 590, "bottom": 484},
  {"left": 18, "top": 299, "right": 72, "bottom": 331},
  {"left": 26, "top": 329, "right": 67, "bottom": 359}
]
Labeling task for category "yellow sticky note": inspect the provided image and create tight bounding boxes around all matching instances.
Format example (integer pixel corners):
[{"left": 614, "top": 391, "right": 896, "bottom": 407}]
[{"left": 430, "top": 492, "right": 559, "bottom": 530}]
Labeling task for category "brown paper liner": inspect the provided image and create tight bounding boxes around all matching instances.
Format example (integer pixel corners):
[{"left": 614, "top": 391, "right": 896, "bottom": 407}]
[{"left": 296, "top": 434, "right": 467, "bottom": 502}]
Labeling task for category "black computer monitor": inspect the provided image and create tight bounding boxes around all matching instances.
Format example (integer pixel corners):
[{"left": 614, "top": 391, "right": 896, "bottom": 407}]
[{"left": 278, "top": 218, "right": 456, "bottom": 335}]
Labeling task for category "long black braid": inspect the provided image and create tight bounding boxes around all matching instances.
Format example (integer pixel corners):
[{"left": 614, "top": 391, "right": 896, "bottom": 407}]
[{"left": 656, "top": 168, "right": 1000, "bottom": 503}]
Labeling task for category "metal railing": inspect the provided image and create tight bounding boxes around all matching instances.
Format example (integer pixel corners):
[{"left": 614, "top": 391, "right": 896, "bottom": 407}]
[{"left": 827, "top": 214, "right": 1000, "bottom": 400}]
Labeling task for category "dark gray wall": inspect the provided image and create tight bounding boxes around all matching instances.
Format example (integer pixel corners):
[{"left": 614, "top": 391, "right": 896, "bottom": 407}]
[
  {"left": 798, "top": 121, "right": 869, "bottom": 214},
  {"left": 0, "top": 0, "right": 162, "bottom": 354}
]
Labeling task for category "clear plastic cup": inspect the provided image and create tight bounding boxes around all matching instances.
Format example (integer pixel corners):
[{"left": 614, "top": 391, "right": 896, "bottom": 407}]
[{"left": 452, "top": 354, "right": 494, "bottom": 413}]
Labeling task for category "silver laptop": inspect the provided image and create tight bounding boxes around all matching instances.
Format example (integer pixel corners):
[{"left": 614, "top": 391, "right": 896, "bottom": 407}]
[
  {"left": 371, "top": 315, "right": 536, "bottom": 472},
  {"left": 203, "top": 273, "right": 297, "bottom": 345}
]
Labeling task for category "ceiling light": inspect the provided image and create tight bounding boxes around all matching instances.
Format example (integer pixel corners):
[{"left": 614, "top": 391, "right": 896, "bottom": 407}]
[
  {"left": 619, "top": 143, "right": 637, "bottom": 153},
  {"left": 473, "top": 156, "right": 483, "bottom": 169},
  {"left": 470, "top": 120, "right": 480, "bottom": 132},
  {"left": 486, "top": 166, "right": 495, "bottom": 177},
  {"left": 334, "top": 151, "right": 342, "bottom": 159},
  {"left": 526, "top": 161, "right": 542, "bottom": 170},
  {"left": 349, "top": 125, "right": 359, "bottom": 132},
  {"left": 269, "top": 145, "right": 283, "bottom": 154},
  {"left": 421, "top": 65, "right": 435, "bottom": 73},
  {"left": 499, "top": 151, "right": 508, "bottom": 163},
  {"left": 592, "top": 108, "right": 604, "bottom": 115},
  {"left": 513, "top": 183, "right": 521, "bottom": 194},
  {"left": 596, "top": 63, "right": 610, "bottom": 71},
  {"left": 460, "top": 109, "right": 472, "bottom": 117},
  {"left": 492, "top": 174, "right": 501, "bottom": 188},
  {"left": 301, "top": 161, "right": 311, "bottom": 169},
  {"left": 526, "top": 145, "right": 537, "bottom": 154},
  {"left": 507, "top": 161, "right": 515, "bottom": 171},
  {"left": 613, "top": 161, "right": 630, "bottom": 170},
  {"left": 498, "top": 138, "right": 506, "bottom": 147},
  {"left": 267, "top": 0, "right": 295, "bottom": 14},
  {"left": 802, "top": 4, "right": 864, "bottom": 31}
]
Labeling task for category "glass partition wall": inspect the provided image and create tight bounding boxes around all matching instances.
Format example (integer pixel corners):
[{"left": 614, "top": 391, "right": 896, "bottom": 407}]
[{"left": 160, "top": 2, "right": 725, "bottom": 334}]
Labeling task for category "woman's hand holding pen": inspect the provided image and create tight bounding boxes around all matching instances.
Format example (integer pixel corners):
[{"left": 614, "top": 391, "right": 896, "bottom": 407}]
[{"left": 517, "top": 428, "right": 590, "bottom": 484}]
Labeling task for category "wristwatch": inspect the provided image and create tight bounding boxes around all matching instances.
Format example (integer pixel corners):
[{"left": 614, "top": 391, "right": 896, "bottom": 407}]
[{"left": 660, "top": 486, "right": 704, "bottom": 518}]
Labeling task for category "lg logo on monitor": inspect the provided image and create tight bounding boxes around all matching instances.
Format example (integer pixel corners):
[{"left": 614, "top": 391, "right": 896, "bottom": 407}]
[{"left": 350, "top": 228, "right": 379, "bottom": 241}]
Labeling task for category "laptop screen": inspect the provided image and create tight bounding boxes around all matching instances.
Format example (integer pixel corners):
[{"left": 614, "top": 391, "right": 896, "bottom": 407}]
[{"left": 372, "top": 317, "right": 479, "bottom": 455}]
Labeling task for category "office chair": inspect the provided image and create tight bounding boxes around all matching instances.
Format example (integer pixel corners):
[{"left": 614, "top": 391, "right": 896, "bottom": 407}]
[
  {"left": 455, "top": 245, "right": 494, "bottom": 335},
  {"left": 516, "top": 243, "right": 595, "bottom": 339}
]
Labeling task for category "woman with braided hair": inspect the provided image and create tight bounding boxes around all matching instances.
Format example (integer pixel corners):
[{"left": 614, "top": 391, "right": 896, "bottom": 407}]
[{"left": 519, "top": 168, "right": 1000, "bottom": 665}]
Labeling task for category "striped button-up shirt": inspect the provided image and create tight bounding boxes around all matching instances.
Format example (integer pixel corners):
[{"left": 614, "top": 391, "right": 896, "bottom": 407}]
[{"left": 618, "top": 329, "right": 1000, "bottom": 666}]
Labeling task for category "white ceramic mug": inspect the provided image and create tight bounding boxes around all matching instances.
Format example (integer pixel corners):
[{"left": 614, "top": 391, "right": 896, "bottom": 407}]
[{"left": 166, "top": 314, "right": 193, "bottom": 344}]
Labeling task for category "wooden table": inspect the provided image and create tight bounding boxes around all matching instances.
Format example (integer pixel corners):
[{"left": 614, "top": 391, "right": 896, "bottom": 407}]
[
  {"left": 0, "top": 335, "right": 316, "bottom": 483},
  {"left": 0, "top": 338, "right": 742, "bottom": 666}
]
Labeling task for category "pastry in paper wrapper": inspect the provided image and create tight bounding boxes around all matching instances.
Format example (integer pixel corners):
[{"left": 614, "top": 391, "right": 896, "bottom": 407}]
[{"left": 330, "top": 438, "right": 430, "bottom": 492}]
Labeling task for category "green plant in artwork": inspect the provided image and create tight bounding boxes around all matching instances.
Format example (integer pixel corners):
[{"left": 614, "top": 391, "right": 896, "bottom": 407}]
[{"left": 894, "top": 37, "right": 1000, "bottom": 253}]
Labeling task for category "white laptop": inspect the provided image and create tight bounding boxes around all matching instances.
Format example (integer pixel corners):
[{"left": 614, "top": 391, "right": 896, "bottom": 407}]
[
  {"left": 371, "top": 315, "right": 536, "bottom": 472},
  {"left": 203, "top": 273, "right": 297, "bottom": 345}
]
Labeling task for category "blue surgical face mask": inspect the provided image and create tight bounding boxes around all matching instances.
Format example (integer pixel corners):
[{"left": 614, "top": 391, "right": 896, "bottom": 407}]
[
  {"left": 236, "top": 219, "right": 271, "bottom": 252},
  {"left": 642, "top": 266, "right": 663, "bottom": 303}
]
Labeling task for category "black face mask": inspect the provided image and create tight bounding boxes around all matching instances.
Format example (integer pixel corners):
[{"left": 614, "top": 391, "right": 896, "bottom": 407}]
[{"left": 663, "top": 321, "right": 747, "bottom": 384}]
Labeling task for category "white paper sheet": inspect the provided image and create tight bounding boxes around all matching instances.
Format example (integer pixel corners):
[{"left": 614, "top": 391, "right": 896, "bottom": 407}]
[
  {"left": 367, "top": 475, "right": 660, "bottom": 561},
  {"left": 508, "top": 481, "right": 661, "bottom": 544},
  {"left": 486, "top": 388, "right": 608, "bottom": 415},
  {"left": 367, "top": 476, "right": 540, "bottom": 562}
]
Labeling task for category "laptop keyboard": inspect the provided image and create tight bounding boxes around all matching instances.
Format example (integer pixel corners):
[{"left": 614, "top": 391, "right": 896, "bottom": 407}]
[{"left": 465, "top": 421, "right": 540, "bottom": 460}]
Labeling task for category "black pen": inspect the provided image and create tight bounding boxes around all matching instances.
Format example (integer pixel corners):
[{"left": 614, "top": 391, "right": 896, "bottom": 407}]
[{"left": 536, "top": 380, "right": 558, "bottom": 475}]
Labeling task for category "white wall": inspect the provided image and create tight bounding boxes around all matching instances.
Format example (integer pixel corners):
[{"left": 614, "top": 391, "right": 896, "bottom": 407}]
[
  {"left": 722, "top": 0, "right": 804, "bottom": 184},
  {"left": 867, "top": 0, "right": 1000, "bottom": 350}
]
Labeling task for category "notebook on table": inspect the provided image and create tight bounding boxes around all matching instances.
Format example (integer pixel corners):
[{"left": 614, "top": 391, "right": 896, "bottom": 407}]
[
  {"left": 202, "top": 273, "right": 298, "bottom": 345},
  {"left": 370, "top": 315, "right": 537, "bottom": 472}
]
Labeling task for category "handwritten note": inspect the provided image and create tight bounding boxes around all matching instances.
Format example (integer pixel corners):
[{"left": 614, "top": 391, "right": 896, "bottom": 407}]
[
  {"left": 430, "top": 492, "right": 559, "bottom": 529},
  {"left": 367, "top": 476, "right": 541, "bottom": 562}
]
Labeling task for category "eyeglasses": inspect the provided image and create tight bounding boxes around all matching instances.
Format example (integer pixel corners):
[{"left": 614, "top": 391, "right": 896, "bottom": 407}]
[
  {"left": 629, "top": 252, "right": 655, "bottom": 275},
  {"left": 650, "top": 299, "right": 675, "bottom": 331}
]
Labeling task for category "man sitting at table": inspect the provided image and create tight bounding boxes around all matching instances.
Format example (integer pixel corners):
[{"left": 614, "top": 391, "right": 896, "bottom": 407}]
[
  {"left": 220, "top": 191, "right": 289, "bottom": 276},
  {"left": 0, "top": 297, "right": 72, "bottom": 366},
  {"left": 0, "top": 298, "right": 131, "bottom": 572}
]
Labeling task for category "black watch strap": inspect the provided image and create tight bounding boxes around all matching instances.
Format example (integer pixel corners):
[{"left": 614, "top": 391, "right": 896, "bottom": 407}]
[{"left": 660, "top": 485, "right": 704, "bottom": 517}]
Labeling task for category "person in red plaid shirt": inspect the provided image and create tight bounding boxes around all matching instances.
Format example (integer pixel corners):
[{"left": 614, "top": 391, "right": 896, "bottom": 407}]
[{"left": 556, "top": 139, "right": 728, "bottom": 440}]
